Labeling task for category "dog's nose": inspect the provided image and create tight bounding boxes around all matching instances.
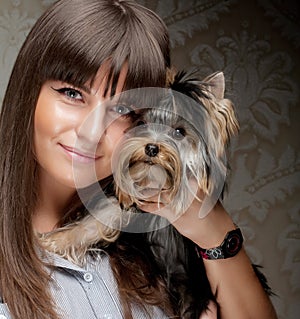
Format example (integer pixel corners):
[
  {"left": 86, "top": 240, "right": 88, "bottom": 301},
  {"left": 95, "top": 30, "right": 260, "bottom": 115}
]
[{"left": 145, "top": 143, "right": 159, "bottom": 157}]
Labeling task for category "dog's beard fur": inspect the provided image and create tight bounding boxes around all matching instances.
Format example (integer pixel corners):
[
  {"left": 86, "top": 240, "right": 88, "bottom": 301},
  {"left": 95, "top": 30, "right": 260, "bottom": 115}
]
[
  {"left": 114, "top": 131, "right": 182, "bottom": 208},
  {"left": 39, "top": 71, "right": 239, "bottom": 267}
]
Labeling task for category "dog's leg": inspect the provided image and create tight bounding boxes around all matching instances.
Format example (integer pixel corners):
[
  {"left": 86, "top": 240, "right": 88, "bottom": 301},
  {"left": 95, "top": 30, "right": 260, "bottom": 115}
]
[{"left": 39, "top": 198, "right": 122, "bottom": 265}]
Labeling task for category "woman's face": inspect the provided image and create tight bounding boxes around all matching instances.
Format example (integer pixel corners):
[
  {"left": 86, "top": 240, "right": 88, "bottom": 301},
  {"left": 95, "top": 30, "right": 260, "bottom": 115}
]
[{"left": 34, "top": 66, "right": 133, "bottom": 190}]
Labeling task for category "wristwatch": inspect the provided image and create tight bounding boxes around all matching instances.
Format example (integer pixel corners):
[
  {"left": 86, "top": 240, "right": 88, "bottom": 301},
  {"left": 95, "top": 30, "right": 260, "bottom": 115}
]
[{"left": 195, "top": 228, "right": 243, "bottom": 260}]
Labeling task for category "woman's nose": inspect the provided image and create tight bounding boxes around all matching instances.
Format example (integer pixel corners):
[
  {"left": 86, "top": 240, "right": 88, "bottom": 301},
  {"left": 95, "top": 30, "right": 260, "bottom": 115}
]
[{"left": 76, "top": 104, "right": 106, "bottom": 146}]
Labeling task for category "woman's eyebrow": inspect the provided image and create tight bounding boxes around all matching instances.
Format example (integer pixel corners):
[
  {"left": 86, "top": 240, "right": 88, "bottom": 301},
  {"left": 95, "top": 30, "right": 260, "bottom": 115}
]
[
  {"left": 56, "top": 81, "right": 91, "bottom": 94},
  {"left": 77, "top": 84, "right": 91, "bottom": 94},
  {"left": 111, "top": 96, "right": 136, "bottom": 108}
]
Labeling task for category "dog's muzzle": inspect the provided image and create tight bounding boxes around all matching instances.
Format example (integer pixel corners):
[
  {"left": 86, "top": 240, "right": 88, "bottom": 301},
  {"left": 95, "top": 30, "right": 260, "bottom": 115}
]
[{"left": 112, "top": 137, "right": 182, "bottom": 209}]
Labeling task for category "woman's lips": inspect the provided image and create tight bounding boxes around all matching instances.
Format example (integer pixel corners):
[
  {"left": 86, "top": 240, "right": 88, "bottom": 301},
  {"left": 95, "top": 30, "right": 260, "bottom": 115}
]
[{"left": 59, "top": 143, "right": 101, "bottom": 164}]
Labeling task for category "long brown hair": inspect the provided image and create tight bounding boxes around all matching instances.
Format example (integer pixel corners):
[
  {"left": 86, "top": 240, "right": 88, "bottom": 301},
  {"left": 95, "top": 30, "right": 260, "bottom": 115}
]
[{"left": 0, "top": 1, "right": 170, "bottom": 318}]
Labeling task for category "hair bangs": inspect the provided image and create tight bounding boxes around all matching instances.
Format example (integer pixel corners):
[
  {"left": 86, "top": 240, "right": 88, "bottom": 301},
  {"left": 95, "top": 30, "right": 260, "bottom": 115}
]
[
  {"left": 122, "top": 12, "right": 169, "bottom": 91},
  {"left": 29, "top": 0, "right": 169, "bottom": 97},
  {"left": 35, "top": 23, "right": 115, "bottom": 90}
]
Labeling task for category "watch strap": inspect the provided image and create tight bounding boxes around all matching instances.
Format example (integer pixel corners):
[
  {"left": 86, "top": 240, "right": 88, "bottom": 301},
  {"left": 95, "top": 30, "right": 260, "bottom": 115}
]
[{"left": 195, "top": 228, "right": 243, "bottom": 260}]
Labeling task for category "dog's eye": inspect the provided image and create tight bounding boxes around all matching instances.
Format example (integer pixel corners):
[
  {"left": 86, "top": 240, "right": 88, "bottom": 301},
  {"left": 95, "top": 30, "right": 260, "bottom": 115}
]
[
  {"left": 171, "top": 127, "right": 186, "bottom": 140},
  {"left": 136, "top": 120, "right": 146, "bottom": 126}
]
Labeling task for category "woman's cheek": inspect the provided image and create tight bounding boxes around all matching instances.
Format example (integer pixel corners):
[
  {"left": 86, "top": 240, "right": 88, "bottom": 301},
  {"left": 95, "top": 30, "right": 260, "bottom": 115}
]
[{"left": 106, "top": 118, "right": 131, "bottom": 145}]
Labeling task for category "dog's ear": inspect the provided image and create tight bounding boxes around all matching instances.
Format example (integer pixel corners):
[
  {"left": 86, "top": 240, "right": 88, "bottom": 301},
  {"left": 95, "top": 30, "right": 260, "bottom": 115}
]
[
  {"left": 202, "top": 71, "right": 239, "bottom": 149},
  {"left": 203, "top": 72, "right": 225, "bottom": 100}
]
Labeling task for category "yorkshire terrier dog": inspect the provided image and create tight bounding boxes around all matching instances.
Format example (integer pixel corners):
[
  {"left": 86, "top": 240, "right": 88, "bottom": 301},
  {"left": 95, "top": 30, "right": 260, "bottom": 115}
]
[{"left": 39, "top": 71, "right": 238, "bottom": 264}]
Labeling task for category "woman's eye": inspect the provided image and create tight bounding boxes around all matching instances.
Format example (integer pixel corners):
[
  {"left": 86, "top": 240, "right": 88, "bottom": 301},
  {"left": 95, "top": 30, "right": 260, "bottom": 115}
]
[
  {"left": 112, "top": 104, "right": 133, "bottom": 116},
  {"left": 52, "top": 87, "right": 83, "bottom": 102},
  {"left": 170, "top": 127, "right": 186, "bottom": 140}
]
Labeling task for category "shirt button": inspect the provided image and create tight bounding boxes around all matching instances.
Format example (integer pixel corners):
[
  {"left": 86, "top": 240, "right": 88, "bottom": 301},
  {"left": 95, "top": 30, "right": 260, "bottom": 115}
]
[{"left": 83, "top": 272, "right": 93, "bottom": 282}]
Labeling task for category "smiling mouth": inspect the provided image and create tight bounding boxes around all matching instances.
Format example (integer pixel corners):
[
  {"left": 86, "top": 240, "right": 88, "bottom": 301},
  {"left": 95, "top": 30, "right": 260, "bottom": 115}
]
[{"left": 60, "top": 144, "right": 101, "bottom": 163}]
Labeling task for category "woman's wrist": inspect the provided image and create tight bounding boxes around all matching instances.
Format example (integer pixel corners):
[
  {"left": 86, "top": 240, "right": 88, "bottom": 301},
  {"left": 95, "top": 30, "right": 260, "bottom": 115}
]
[{"left": 184, "top": 201, "right": 236, "bottom": 249}]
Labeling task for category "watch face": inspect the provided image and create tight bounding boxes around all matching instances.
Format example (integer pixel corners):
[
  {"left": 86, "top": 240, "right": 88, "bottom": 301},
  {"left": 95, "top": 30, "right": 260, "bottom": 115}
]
[
  {"left": 195, "top": 228, "right": 243, "bottom": 260},
  {"left": 225, "top": 230, "right": 243, "bottom": 257}
]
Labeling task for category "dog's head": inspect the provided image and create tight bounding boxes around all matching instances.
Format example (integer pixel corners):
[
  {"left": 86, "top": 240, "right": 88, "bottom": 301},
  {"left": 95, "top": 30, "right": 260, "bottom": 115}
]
[{"left": 112, "top": 71, "right": 239, "bottom": 217}]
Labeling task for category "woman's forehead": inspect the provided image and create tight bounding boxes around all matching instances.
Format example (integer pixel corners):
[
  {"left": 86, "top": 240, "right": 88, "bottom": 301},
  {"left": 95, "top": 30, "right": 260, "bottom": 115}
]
[{"left": 88, "top": 62, "right": 128, "bottom": 97}]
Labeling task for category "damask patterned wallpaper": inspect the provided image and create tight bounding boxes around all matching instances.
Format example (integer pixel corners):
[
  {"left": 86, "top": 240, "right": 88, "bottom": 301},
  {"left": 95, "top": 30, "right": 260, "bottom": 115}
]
[{"left": 0, "top": 0, "right": 299, "bottom": 318}]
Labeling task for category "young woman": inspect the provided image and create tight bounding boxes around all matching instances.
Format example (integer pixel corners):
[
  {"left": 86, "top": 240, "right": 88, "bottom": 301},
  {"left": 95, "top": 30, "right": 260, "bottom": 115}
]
[{"left": 0, "top": 0, "right": 277, "bottom": 318}]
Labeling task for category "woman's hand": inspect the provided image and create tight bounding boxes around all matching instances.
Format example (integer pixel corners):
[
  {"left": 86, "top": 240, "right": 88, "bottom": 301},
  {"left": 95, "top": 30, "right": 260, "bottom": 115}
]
[{"left": 138, "top": 179, "right": 235, "bottom": 249}]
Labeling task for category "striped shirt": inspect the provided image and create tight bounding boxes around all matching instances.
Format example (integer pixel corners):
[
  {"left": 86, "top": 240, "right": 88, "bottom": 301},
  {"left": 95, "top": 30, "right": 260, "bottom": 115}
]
[{"left": 0, "top": 252, "right": 170, "bottom": 319}]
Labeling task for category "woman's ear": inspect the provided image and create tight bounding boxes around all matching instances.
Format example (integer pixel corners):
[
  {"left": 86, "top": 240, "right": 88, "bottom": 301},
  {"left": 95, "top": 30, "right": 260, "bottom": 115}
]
[{"left": 203, "top": 72, "right": 225, "bottom": 100}]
